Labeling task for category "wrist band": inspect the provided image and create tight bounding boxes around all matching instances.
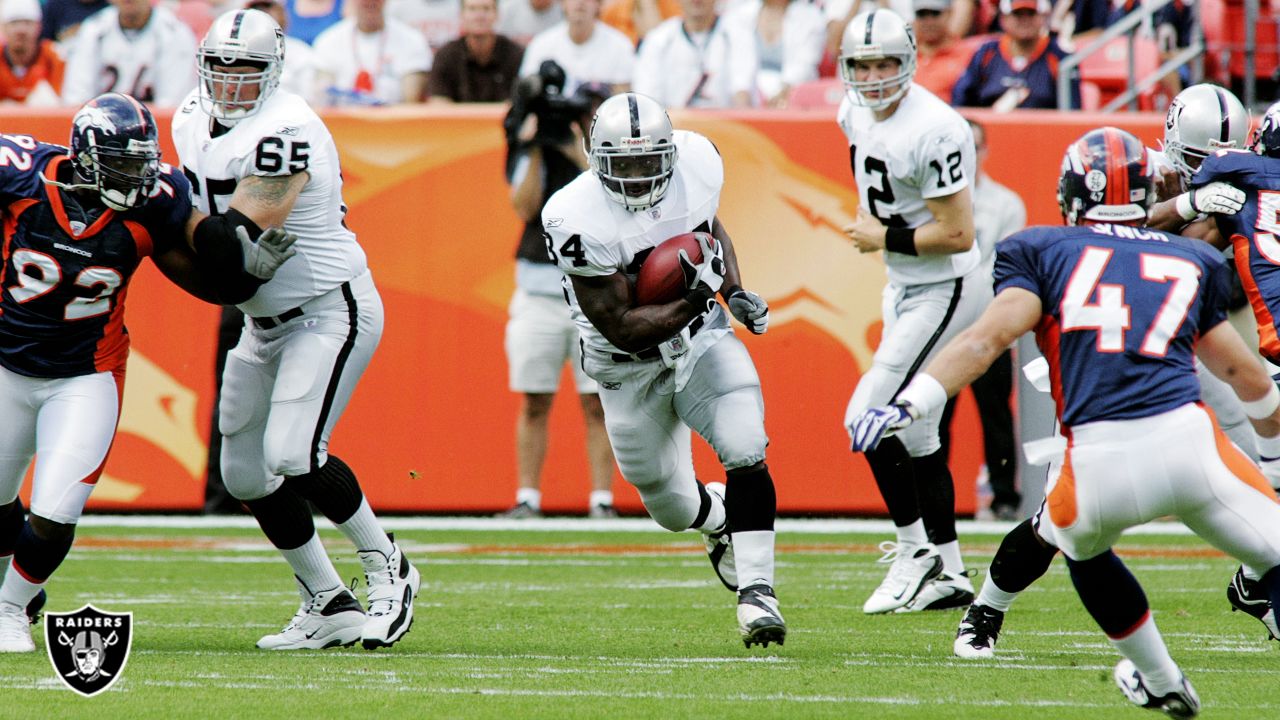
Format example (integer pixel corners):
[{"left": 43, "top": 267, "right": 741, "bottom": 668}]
[
  {"left": 1255, "top": 431, "right": 1280, "bottom": 461},
  {"left": 895, "top": 373, "right": 948, "bottom": 417},
  {"left": 1175, "top": 191, "right": 1198, "bottom": 221},
  {"left": 1242, "top": 382, "right": 1280, "bottom": 420},
  {"left": 884, "top": 226, "right": 918, "bottom": 256}
]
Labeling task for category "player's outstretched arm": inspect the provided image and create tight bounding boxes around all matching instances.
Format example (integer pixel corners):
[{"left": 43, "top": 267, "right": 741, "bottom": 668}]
[
  {"left": 228, "top": 173, "right": 310, "bottom": 229},
  {"left": 1197, "top": 321, "right": 1280, "bottom": 441},
  {"left": 713, "top": 218, "right": 770, "bottom": 335},
  {"left": 570, "top": 271, "right": 707, "bottom": 352},
  {"left": 180, "top": 206, "right": 299, "bottom": 304}
]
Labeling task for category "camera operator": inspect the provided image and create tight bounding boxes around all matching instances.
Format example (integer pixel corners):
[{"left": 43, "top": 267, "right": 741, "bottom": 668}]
[{"left": 499, "top": 68, "right": 619, "bottom": 518}]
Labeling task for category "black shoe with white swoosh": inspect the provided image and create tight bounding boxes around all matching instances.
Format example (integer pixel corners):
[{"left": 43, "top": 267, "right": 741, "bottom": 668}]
[
  {"left": 1226, "top": 565, "right": 1279, "bottom": 641},
  {"left": 1113, "top": 658, "right": 1200, "bottom": 718}
]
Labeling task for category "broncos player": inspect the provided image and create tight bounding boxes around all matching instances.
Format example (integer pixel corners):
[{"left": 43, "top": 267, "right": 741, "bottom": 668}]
[
  {"left": 851, "top": 127, "right": 1280, "bottom": 718},
  {"left": 543, "top": 91, "right": 783, "bottom": 648},
  {"left": 172, "top": 9, "right": 420, "bottom": 651},
  {"left": 0, "top": 93, "right": 296, "bottom": 653},
  {"left": 838, "top": 8, "right": 988, "bottom": 613}
]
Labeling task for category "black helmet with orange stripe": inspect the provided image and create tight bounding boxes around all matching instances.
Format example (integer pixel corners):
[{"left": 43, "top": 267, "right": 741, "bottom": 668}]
[{"left": 1057, "top": 126, "right": 1153, "bottom": 226}]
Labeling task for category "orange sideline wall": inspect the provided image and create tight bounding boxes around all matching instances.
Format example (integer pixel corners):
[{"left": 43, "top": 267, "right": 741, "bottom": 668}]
[{"left": 0, "top": 107, "right": 1167, "bottom": 515}]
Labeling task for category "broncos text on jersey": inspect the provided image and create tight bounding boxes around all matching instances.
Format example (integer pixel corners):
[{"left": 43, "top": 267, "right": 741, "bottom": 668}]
[
  {"left": 0, "top": 134, "right": 191, "bottom": 378},
  {"left": 996, "top": 222, "right": 1232, "bottom": 427}
]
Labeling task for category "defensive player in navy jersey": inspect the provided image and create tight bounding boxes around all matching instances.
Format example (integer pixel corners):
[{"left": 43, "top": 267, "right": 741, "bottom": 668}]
[
  {"left": 0, "top": 92, "right": 296, "bottom": 653},
  {"left": 850, "top": 127, "right": 1280, "bottom": 718}
]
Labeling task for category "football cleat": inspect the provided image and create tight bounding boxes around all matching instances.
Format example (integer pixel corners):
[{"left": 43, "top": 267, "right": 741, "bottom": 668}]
[
  {"left": 954, "top": 603, "right": 1004, "bottom": 658},
  {"left": 25, "top": 589, "right": 45, "bottom": 626},
  {"left": 359, "top": 537, "right": 421, "bottom": 650},
  {"left": 0, "top": 602, "right": 34, "bottom": 653},
  {"left": 862, "top": 541, "right": 943, "bottom": 614},
  {"left": 1113, "top": 658, "right": 1200, "bottom": 719},
  {"left": 895, "top": 570, "right": 975, "bottom": 613},
  {"left": 588, "top": 503, "right": 619, "bottom": 519},
  {"left": 257, "top": 583, "right": 365, "bottom": 650},
  {"left": 702, "top": 482, "right": 737, "bottom": 591},
  {"left": 497, "top": 501, "right": 541, "bottom": 519},
  {"left": 1226, "top": 566, "right": 1279, "bottom": 641},
  {"left": 737, "top": 584, "right": 785, "bottom": 648}
]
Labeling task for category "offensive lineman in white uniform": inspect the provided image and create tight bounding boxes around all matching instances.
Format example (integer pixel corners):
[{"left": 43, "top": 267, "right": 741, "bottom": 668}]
[
  {"left": 543, "top": 92, "right": 784, "bottom": 647},
  {"left": 172, "top": 9, "right": 420, "bottom": 651},
  {"left": 838, "top": 9, "right": 989, "bottom": 614}
]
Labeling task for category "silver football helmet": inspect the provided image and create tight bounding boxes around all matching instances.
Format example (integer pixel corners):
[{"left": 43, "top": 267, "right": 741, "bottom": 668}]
[
  {"left": 588, "top": 93, "right": 678, "bottom": 212},
  {"left": 839, "top": 9, "right": 917, "bottom": 110},
  {"left": 1163, "top": 83, "right": 1249, "bottom": 183},
  {"left": 197, "top": 9, "right": 285, "bottom": 122}
]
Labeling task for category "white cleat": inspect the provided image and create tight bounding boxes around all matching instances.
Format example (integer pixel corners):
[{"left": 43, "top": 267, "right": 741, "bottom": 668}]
[
  {"left": 256, "top": 584, "right": 365, "bottom": 650},
  {"left": 737, "top": 584, "right": 786, "bottom": 648},
  {"left": 702, "top": 483, "right": 737, "bottom": 592},
  {"left": 1113, "top": 658, "right": 1200, "bottom": 718},
  {"left": 862, "top": 541, "right": 944, "bottom": 614},
  {"left": 0, "top": 602, "right": 35, "bottom": 653},
  {"left": 895, "top": 570, "right": 976, "bottom": 613},
  {"left": 359, "top": 538, "right": 421, "bottom": 650}
]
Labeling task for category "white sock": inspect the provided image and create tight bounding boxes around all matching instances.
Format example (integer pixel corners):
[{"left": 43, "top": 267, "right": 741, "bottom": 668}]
[
  {"left": 1243, "top": 564, "right": 1262, "bottom": 581},
  {"left": 696, "top": 489, "right": 726, "bottom": 533},
  {"left": 516, "top": 487, "right": 542, "bottom": 510},
  {"left": 896, "top": 519, "right": 928, "bottom": 547},
  {"left": 732, "top": 530, "right": 775, "bottom": 589},
  {"left": 936, "top": 540, "right": 966, "bottom": 575},
  {"left": 1110, "top": 612, "right": 1183, "bottom": 694},
  {"left": 335, "top": 498, "right": 395, "bottom": 555},
  {"left": 976, "top": 575, "right": 1020, "bottom": 612},
  {"left": 0, "top": 561, "right": 44, "bottom": 609},
  {"left": 589, "top": 490, "right": 614, "bottom": 508},
  {"left": 280, "top": 533, "right": 344, "bottom": 596}
]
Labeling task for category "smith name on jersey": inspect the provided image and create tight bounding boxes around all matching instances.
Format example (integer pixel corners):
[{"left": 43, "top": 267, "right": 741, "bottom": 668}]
[
  {"left": 837, "top": 83, "right": 980, "bottom": 286},
  {"left": 171, "top": 88, "right": 365, "bottom": 319},
  {"left": 1191, "top": 149, "right": 1280, "bottom": 362},
  {"left": 542, "top": 130, "right": 730, "bottom": 356},
  {"left": 996, "top": 223, "right": 1231, "bottom": 428},
  {"left": 0, "top": 134, "right": 191, "bottom": 378}
]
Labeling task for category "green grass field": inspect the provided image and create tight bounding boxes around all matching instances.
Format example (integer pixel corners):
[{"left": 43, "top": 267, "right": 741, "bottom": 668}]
[{"left": 1, "top": 517, "right": 1274, "bottom": 720}]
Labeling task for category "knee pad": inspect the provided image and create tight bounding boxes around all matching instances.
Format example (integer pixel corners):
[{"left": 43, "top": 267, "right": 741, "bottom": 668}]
[{"left": 636, "top": 482, "right": 700, "bottom": 532}]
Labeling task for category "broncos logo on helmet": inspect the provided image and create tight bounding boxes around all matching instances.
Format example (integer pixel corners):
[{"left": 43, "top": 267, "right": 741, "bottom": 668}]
[
  {"left": 1057, "top": 126, "right": 1153, "bottom": 226},
  {"left": 1250, "top": 101, "right": 1280, "bottom": 160},
  {"left": 68, "top": 92, "right": 161, "bottom": 211}
]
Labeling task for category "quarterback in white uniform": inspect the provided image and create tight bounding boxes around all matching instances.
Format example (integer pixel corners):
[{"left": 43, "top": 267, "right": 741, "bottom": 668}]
[
  {"left": 171, "top": 9, "right": 420, "bottom": 652},
  {"left": 544, "top": 92, "right": 784, "bottom": 648},
  {"left": 838, "top": 9, "right": 990, "bottom": 615}
]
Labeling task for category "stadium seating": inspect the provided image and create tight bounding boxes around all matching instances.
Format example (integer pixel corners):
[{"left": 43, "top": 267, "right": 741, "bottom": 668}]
[{"left": 1076, "top": 34, "right": 1161, "bottom": 110}]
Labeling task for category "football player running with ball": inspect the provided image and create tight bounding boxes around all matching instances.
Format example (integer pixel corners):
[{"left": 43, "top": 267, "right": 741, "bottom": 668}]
[
  {"left": 838, "top": 9, "right": 989, "bottom": 614},
  {"left": 542, "top": 91, "right": 783, "bottom": 648},
  {"left": 172, "top": 9, "right": 420, "bottom": 651}
]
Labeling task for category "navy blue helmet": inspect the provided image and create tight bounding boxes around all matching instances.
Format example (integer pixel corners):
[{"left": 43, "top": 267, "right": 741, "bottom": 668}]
[
  {"left": 1057, "top": 126, "right": 1153, "bottom": 226},
  {"left": 1250, "top": 101, "right": 1280, "bottom": 159},
  {"left": 69, "top": 93, "right": 161, "bottom": 211}
]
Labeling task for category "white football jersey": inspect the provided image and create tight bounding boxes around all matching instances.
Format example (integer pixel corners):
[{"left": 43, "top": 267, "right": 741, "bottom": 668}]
[
  {"left": 543, "top": 130, "right": 730, "bottom": 355},
  {"left": 60, "top": 6, "right": 198, "bottom": 107},
  {"left": 172, "top": 88, "right": 367, "bottom": 318},
  {"left": 837, "top": 84, "right": 980, "bottom": 286}
]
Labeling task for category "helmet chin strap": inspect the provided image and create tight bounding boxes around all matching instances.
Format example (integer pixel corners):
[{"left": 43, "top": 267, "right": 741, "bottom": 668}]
[{"left": 39, "top": 170, "right": 96, "bottom": 195}]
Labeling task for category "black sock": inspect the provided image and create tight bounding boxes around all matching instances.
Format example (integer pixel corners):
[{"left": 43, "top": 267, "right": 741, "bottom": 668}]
[
  {"left": 286, "top": 454, "right": 364, "bottom": 525},
  {"left": 989, "top": 519, "right": 1059, "bottom": 593},
  {"left": 11, "top": 521, "right": 74, "bottom": 583},
  {"left": 725, "top": 464, "right": 776, "bottom": 533},
  {"left": 1067, "top": 551, "right": 1149, "bottom": 636},
  {"left": 0, "top": 499, "right": 25, "bottom": 557},
  {"left": 243, "top": 484, "right": 316, "bottom": 551},
  {"left": 912, "top": 449, "right": 957, "bottom": 545},
  {"left": 864, "top": 436, "right": 920, "bottom": 527}
]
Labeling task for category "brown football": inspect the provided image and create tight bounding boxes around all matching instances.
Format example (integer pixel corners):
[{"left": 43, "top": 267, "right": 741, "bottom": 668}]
[{"left": 634, "top": 232, "right": 708, "bottom": 306}]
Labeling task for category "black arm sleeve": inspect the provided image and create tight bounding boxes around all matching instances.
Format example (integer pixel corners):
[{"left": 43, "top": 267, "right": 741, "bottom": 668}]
[{"left": 192, "top": 208, "right": 267, "bottom": 305}]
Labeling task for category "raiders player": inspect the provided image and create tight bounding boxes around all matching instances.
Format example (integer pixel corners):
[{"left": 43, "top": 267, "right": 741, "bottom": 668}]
[
  {"left": 172, "top": 9, "right": 420, "bottom": 651},
  {"left": 838, "top": 8, "right": 988, "bottom": 614},
  {"left": 543, "top": 92, "right": 783, "bottom": 648}
]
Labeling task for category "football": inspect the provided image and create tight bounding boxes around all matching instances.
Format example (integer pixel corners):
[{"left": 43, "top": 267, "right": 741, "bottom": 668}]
[{"left": 634, "top": 232, "right": 708, "bottom": 305}]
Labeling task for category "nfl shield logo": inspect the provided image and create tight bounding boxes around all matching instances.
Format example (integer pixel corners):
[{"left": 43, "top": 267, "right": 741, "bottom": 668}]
[{"left": 45, "top": 605, "right": 133, "bottom": 696}]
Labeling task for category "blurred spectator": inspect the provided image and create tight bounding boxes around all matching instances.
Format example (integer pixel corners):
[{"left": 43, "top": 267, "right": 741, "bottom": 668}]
[
  {"left": 388, "top": 0, "right": 462, "bottom": 50},
  {"left": 40, "top": 0, "right": 108, "bottom": 46},
  {"left": 313, "top": 0, "right": 434, "bottom": 105},
  {"left": 724, "top": 0, "right": 825, "bottom": 108},
  {"left": 1047, "top": 0, "right": 1107, "bottom": 42},
  {"left": 951, "top": 0, "right": 1078, "bottom": 110},
  {"left": 497, "top": 0, "right": 562, "bottom": 45},
  {"left": 61, "top": 0, "right": 198, "bottom": 107},
  {"left": 284, "top": 0, "right": 345, "bottom": 45},
  {"left": 428, "top": 0, "right": 524, "bottom": 102},
  {"left": 633, "top": 0, "right": 756, "bottom": 107},
  {"left": 599, "top": 0, "right": 679, "bottom": 46},
  {"left": 246, "top": 0, "right": 322, "bottom": 102},
  {"left": 912, "top": 0, "right": 971, "bottom": 101},
  {"left": 0, "top": 0, "right": 65, "bottom": 105},
  {"left": 519, "top": 0, "right": 634, "bottom": 93}
]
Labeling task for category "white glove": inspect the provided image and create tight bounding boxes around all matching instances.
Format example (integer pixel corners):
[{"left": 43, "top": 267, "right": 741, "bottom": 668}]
[
  {"left": 727, "top": 288, "right": 769, "bottom": 334},
  {"left": 238, "top": 225, "right": 298, "bottom": 280},
  {"left": 678, "top": 233, "right": 725, "bottom": 307},
  {"left": 1176, "top": 182, "right": 1246, "bottom": 220},
  {"left": 848, "top": 402, "right": 918, "bottom": 452}
]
